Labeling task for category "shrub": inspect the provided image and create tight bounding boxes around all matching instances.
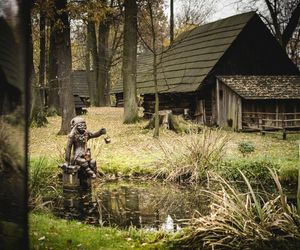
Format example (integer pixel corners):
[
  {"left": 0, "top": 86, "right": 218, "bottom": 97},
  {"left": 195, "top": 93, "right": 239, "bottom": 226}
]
[
  {"left": 154, "top": 128, "right": 230, "bottom": 183},
  {"left": 220, "top": 158, "right": 279, "bottom": 185},
  {"left": 238, "top": 141, "right": 255, "bottom": 157},
  {"left": 279, "top": 164, "right": 298, "bottom": 189}
]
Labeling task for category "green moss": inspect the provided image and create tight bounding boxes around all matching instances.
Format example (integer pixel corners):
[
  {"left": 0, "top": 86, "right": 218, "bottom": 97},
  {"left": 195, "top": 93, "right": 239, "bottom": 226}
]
[
  {"left": 100, "top": 155, "right": 155, "bottom": 176},
  {"left": 29, "top": 213, "right": 168, "bottom": 250}
]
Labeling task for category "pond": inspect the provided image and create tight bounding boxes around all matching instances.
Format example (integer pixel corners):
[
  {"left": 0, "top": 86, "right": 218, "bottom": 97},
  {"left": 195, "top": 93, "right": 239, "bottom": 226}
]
[{"left": 54, "top": 180, "right": 210, "bottom": 232}]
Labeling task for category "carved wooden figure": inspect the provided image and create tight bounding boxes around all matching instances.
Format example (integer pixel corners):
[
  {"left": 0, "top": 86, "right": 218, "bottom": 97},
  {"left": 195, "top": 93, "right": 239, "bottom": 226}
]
[{"left": 61, "top": 117, "right": 107, "bottom": 188}]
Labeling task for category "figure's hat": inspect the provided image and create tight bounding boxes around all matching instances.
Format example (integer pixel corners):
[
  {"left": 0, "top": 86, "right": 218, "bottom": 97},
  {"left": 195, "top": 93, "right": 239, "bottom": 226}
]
[{"left": 70, "top": 116, "right": 85, "bottom": 128}]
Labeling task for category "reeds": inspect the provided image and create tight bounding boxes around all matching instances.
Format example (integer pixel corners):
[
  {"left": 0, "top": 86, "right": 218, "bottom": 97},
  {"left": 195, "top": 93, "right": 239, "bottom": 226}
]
[
  {"left": 28, "top": 157, "right": 61, "bottom": 210},
  {"left": 170, "top": 170, "right": 300, "bottom": 250},
  {"left": 154, "top": 128, "right": 229, "bottom": 183}
]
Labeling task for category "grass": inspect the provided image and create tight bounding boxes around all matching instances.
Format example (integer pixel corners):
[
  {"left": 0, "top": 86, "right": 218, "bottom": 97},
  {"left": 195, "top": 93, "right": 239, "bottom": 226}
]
[
  {"left": 29, "top": 212, "right": 168, "bottom": 250},
  {"left": 30, "top": 107, "right": 300, "bottom": 178}
]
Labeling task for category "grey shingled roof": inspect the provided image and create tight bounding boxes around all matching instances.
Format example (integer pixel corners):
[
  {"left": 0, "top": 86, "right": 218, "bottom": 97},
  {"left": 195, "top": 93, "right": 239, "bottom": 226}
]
[
  {"left": 217, "top": 75, "right": 300, "bottom": 99},
  {"left": 111, "top": 11, "right": 256, "bottom": 94}
]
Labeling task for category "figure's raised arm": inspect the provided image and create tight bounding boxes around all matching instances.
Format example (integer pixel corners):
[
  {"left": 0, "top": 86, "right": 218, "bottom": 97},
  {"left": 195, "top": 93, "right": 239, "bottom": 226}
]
[{"left": 88, "top": 128, "right": 106, "bottom": 139}]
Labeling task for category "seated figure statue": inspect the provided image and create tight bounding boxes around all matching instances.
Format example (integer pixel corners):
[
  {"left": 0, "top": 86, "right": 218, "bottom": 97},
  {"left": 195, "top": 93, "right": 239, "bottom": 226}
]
[{"left": 63, "top": 117, "right": 106, "bottom": 179}]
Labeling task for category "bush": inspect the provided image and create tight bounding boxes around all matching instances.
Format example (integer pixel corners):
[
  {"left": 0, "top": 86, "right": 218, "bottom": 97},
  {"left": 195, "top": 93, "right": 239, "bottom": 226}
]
[
  {"left": 279, "top": 164, "right": 298, "bottom": 189},
  {"left": 238, "top": 141, "right": 255, "bottom": 156},
  {"left": 220, "top": 158, "right": 279, "bottom": 185}
]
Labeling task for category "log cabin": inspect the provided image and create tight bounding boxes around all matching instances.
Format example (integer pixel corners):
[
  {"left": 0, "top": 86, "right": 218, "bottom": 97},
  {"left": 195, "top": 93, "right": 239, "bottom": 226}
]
[
  {"left": 71, "top": 70, "right": 94, "bottom": 114},
  {"left": 111, "top": 12, "right": 300, "bottom": 130}
]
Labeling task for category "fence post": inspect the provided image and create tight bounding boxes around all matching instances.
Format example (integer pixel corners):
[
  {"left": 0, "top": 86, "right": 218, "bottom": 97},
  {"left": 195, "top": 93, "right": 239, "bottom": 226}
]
[
  {"left": 297, "top": 141, "right": 300, "bottom": 215},
  {"left": 282, "top": 119, "right": 287, "bottom": 140}
]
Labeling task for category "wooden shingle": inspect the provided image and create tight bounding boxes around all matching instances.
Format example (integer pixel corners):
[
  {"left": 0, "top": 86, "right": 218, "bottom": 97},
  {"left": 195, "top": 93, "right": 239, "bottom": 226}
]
[
  {"left": 111, "top": 12, "right": 256, "bottom": 94},
  {"left": 218, "top": 75, "right": 300, "bottom": 99}
]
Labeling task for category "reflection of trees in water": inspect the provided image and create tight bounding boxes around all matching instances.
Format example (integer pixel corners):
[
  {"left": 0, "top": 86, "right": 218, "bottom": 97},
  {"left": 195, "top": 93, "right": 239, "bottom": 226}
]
[
  {"left": 97, "top": 186, "right": 140, "bottom": 228},
  {"left": 94, "top": 181, "right": 210, "bottom": 230}
]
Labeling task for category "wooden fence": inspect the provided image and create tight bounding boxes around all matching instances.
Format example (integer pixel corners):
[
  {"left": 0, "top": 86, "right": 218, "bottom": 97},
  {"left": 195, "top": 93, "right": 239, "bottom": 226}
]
[{"left": 242, "top": 112, "right": 300, "bottom": 139}]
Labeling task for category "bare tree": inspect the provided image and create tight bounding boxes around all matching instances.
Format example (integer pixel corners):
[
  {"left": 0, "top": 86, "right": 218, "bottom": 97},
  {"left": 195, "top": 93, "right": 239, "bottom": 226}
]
[
  {"left": 138, "top": 0, "right": 168, "bottom": 137},
  {"left": 175, "top": 0, "right": 216, "bottom": 33},
  {"left": 81, "top": 0, "right": 123, "bottom": 107}
]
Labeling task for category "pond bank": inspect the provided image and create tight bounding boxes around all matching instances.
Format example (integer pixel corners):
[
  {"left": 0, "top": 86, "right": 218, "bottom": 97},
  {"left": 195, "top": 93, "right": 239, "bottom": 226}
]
[{"left": 29, "top": 213, "right": 169, "bottom": 249}]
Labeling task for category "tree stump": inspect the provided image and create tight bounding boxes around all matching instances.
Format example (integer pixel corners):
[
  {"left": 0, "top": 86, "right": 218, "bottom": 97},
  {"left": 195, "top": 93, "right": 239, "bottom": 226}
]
[{"left": 145, "top": 110, "right": 200, "bottom": 133}]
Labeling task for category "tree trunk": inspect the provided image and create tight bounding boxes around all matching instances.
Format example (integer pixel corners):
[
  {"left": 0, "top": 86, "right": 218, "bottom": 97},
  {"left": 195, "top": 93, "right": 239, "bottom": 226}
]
[
  {"left": 106, "top": 64, "right": 111, "bottom": 106},
  {"left": 86, "top": 21, "right": 98, "bottom": 106},
  {"left": 30, "top": 8, "right": 47, "bottom": 126},
  {"left": 98, "top": 17, "right": 110, "bottom": 107},
  {"left": 48, "top": 19, "right": 60, "bottom": 113},
  {"left": 54, "top": 0, "right": 75, "bottom": 135},
  {"left": 123, "top": 0, "right": 138, "bottom": 123},
  {"left": 147, "top": 1, "right": 160, "bottom": 137},
  {"left": 153, "top": 58, "right": 159, "bottom": 138},
  {"left": 39, "top": 9, "right": 46, "bottom": 90},
  {"left": 170, "top": 0, "right": 174, "bottom": 43},
  {"left": 282, "top": 1, "right": 300, "bottom": 48}
]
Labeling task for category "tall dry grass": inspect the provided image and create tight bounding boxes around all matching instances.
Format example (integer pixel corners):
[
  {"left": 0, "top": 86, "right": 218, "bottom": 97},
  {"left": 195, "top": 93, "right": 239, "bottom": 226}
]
[
  {"left": 170, "top": 170, "right": 300, "bottom": 249},
  {"left": 154, "top": 128, "right": 230, "bottom": 183}
]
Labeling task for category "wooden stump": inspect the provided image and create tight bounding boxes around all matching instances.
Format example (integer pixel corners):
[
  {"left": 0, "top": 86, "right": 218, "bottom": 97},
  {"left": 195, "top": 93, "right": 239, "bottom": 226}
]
[
  {"left": 144, "top": 110, "right": 201, "bottom": 134},
  {"left": 61, "top": 165, "right": 91, "bottom": 190}
]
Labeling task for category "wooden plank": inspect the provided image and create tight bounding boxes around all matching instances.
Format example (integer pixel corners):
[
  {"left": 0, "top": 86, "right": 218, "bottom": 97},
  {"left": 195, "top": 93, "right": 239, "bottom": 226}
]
[{"left": 216, "top": 78, "right": 220, "bottom": 126}]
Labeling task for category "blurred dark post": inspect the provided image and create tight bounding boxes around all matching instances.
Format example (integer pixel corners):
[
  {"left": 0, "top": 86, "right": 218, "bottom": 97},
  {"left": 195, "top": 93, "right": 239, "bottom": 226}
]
[{"left": 0, "top": 0, "right": 30, "bottom": 249}]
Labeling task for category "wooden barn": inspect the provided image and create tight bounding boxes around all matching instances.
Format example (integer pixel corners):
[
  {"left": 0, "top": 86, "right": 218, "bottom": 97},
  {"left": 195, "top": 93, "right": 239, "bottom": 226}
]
[{"left": 111, "top": 12, "right": 300, "bottom": 130}]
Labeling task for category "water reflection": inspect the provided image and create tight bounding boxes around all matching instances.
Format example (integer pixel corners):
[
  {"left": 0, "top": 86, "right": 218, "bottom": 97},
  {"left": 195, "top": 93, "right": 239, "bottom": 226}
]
[{"left": 56, "top": 180, "right": 210, "bottom": 232}]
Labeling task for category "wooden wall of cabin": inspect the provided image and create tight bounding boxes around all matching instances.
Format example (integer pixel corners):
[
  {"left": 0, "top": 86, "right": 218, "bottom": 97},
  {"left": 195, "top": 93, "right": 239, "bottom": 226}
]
[
  {"left": 243, "top": 99, "right": 300, "bottom": 114},
  {"left": 142, "top": 92, "right": 197, "bottom": 118},
  {"left": 242, "top": 99, "right": 300, "bottom": 128},
  {"left": 213, "top": 81, "right": 242, "bottom": 130}
]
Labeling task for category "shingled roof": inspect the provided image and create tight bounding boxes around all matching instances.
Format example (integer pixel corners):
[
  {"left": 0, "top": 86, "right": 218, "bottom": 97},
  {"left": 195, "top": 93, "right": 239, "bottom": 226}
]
[
  {"left": 111, "top": 11, "right": 256, "bottom": 94},
  {"left": 217, "top": 75, "right": 300, "bottom": 99}
]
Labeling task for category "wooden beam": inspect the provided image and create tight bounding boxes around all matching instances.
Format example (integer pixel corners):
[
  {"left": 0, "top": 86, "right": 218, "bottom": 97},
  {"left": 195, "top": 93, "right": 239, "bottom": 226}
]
[
  {"left": 276, "top": 102, "right": 279, "bottom": 127},
  {"left": 216, "top": 78, "right": 220, "bottom": 126},
  {"left": 237, "top": 97, "right": 242, "bottom": 130}
]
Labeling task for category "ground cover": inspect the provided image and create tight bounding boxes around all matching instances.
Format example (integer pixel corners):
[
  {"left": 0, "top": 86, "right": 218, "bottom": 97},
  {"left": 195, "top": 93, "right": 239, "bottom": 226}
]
[
  {"left": 30, "top": 107, "right": 300, "bottom": 181},
  {"left": 29, "top": 107, "right": 300, "bottom": 249},
  {"left": 29, "top": 213, "right": 168, "bottom": 250}
]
